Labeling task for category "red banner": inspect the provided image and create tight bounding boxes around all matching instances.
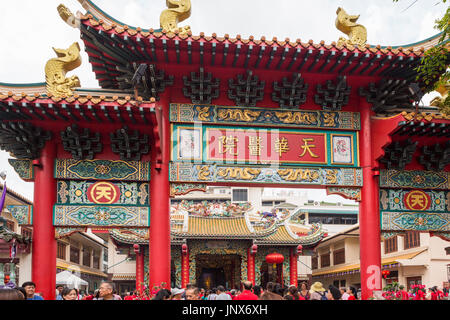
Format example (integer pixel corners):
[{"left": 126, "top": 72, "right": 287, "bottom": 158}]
[{"left": 206, "top": 128, "right": 327, "bottom": 164}]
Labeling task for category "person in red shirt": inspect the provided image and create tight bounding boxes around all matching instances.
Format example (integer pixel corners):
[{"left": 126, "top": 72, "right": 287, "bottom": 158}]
[
  {"left": 346, "top": 287, "right": 357, "bottom": 300},
  {"left": 429, "top": 286, "right": 444, "bottom": 300},
  {"left": 235, "top": 281, "right": 258, "bottom": 300},
  {"left": 124, "top": 290, "right": 137, "bottom": 300}
]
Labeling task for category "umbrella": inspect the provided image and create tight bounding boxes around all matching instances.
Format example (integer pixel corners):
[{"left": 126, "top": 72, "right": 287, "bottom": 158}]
[{"left": 56, "top": 270, "right": 88, "bottom": 290}]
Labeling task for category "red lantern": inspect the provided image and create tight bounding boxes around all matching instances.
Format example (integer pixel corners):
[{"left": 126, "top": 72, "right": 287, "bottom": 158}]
[
  {"left": 266, "top": 252, "right": 284, "bottom": 269},
  {"left": 133, "top": 244, "right": 140, "bottom": 254},
  {"left": 251, "top": 244, "right": 258, "bottom": 255},
  {"left": 296, "top": 245, "right": 303, "bottom": 255},
  {"left": 182, "top": 243, "right": 188, "bottom": 255}
]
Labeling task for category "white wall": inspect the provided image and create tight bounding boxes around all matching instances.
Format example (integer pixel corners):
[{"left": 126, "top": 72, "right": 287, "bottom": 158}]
[{"left": 107, "top": 238, "right": 136, "bottom": 275}]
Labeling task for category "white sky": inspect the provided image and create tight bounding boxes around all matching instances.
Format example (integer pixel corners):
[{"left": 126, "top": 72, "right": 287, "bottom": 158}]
[{"left": 0, "top": 0, "right": 446, "bottom": 201}]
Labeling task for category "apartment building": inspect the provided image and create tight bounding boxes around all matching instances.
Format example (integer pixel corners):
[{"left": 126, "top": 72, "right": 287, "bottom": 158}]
[{"left": 311, "top": 225, "right": 450, "bottom": 291}]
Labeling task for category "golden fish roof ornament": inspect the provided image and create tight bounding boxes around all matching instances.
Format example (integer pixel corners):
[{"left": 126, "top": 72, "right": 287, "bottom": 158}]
[{"left": 336, "top": 7, "right": 367, "bottom": 47}]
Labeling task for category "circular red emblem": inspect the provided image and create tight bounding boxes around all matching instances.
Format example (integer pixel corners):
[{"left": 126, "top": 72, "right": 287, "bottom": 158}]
[
  {"left": 404, "top": 190, "right": 431, "bottom": 211},
  {"left": 87, "top": 181, "right": 120, "bottom": 204}
]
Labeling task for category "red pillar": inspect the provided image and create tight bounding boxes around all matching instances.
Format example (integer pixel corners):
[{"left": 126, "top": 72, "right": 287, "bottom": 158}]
[
  {"left": 247, "top": 247, "right": 255, "bottom": 285},
  {"left": 289, "top": 248, "right": 298, "bottom": 286},
  {"left": 149, "top": 99, "right": 171, "bottom": 290},
  {"left": 134, "top": 244, "right": 144, "bottom": 293},
  {"left": 181, "top": 244, "right": 189, "bottom": 288},
  {"left": 32, "top": 141, "right": 56, "bottom": 300},
  {"left": 359, "top": 98, "right": 382, "bottom": 300}
]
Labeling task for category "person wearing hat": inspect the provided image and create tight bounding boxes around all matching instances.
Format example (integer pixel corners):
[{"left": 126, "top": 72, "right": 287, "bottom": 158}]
[
  {"left": 309, "top": 282, "right": 327, "bottom": 300},
  {"left": 171, "top": 288, "right": 185, "bottom": 300}
]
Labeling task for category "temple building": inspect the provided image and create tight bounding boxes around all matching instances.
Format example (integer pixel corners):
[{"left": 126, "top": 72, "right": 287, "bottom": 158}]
[{"left": 111, "top": 186, "right": 327, "bottom": 289}]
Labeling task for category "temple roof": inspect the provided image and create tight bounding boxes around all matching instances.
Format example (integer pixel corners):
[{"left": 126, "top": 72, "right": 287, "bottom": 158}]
[
  {"left": 70, "top": 1, "right": 449, "bottom": 99},
  {"left": 110, "top": 203, "right": 327, "bottom": 247},
  {"left": 79, "top": 14, "right": 427, "bottom": 90},
  {"left": 171, "top": 216, "right": 271, "bottom": 240},
  {"left": 78, "top": 0, "right": 444, "bottom": 53}
]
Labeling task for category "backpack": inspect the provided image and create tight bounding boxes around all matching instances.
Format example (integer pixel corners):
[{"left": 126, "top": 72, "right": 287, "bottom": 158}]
[{"left": 319, "top": 292, "right": 328, "bottom": 300}]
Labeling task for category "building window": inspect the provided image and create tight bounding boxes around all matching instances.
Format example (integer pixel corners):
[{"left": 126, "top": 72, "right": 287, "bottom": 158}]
[
  {"left": 308, "top": 214, "right": 357, "bottom": 225},
  {"left": 406, "top": 276, "right": 422, "bottom": 291},
  {"left": 333, "top": 249, "right": 345, "bottom": 265},
  {"left": 232, "top": 189, "right": 248, "bottom": 202},
  {"left": 404, "top": 231, "right": 420, "bottom": 250},
  {"left": 445, "top": 247, "right": 450, "bottom": 255},
  {"left": 320, "top": 253, "right": 330, "bottom": 268},
  {"left": 311, "top": 256, "right": 318, "bottom": 270},
  {"left": 70, "top": 246, "right": 80, "bottom": 264},
  {"left": 93, "top": 252, "right": 100, "bottom": 269},
  {"left": 384, "top": 236, "right": 398, "bottom": 254},
  {"left": 82, "top": 248, "right": 91, "bottom": 267},
  {"left": 262, "top": 201, "right": 273, "bottom": 207},
  {"left": 57, "top": 242, "right": 67, "bottom": 260}
]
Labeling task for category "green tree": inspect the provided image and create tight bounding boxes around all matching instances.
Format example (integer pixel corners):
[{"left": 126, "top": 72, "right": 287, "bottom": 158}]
[{"left": 394, "top": 0, "right": 449, "bottom": 114}]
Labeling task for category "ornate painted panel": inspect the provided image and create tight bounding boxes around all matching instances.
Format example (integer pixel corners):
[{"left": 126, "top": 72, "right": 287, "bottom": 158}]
[
  {"left": 172, "top": 124, "right": 359, "bottom": 167},
  {"left": 169, "top": 183, "right": 207, "bottom": 196},
  {"left": 57, "top": 180, "right": 149, "bottom": 206},
  {"left": 54, "top": 159, "right": 150, "bottom": 181},
  {"left": 170, "top": 103, "right": 360, "bottom": 130},
  {"left": 6, "top": 205, "right": 33, "bottom": 225},
  {"left": 381, "top": 212, "right": 450, "bottom": 232},
  {"left": 326, "top": 187, "right": 361, "bottom": 201},
  {"left": 379, "top": 170, "right": 450, "bottom": 190},
  {"left": 55, "top": 227, "right": 87, "bottom": 239},
  {"left": 53, "top": 205, "right": 150, "bottom": 227},
  {"left": 379, "top": 189, "right": 448, "bottom": 212},
  {"left": 8, "top": 159, "right": 34, "bottom": 181},
  {"left": 169, "top": 162, "right": 363, "bottom": 187},
  {"left": 380, "top": 189, "right": 450, "bottom": 232}
]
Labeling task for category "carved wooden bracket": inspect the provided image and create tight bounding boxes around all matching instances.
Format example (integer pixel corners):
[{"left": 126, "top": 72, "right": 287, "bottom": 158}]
[
  {"left": 272, "top": 73, "right": 308, "bottom": 109},
  {"left": 183, "top": 67, "right": 220, "bottom": 104},
  {"left": 61, "top": 124, "right": 102, "bottom": 160},
  {"left": 228, "top": 70, "right": 265, "bottom": 107}
]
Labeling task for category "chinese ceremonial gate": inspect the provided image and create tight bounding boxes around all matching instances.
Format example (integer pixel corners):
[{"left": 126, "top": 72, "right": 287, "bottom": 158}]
[{"left": 0, "top": 1, "right": 448, "bottom": 300}]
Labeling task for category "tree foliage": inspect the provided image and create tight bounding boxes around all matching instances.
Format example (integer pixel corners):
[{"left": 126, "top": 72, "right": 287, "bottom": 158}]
[{"left": 393, "top": 0, "right": 449, "bottom": 113}]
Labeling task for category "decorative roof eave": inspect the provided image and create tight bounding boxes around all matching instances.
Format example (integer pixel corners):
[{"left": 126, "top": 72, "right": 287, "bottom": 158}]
[
  {"left": 77, "top": 0, "right": 447, "bottom": 55},
  {"left": 78, "top": 17, "right": 427, "bottom": 92},
  {"left": 0, "top": 184, "right": 32, "bottom": 205},
  {"left": 255, "top": 223, "right": 326, "bottom": 247},
  {"left": 0, "top": 83, "right": 47, "bottom": 96},
  {"left": 0, "top": 90, "right": 154, "bottom": 106},
  {"left": 109, "top": 228, "right": 148, "bottom": 245},
  {"left": 78, "top": 12, "right": 428, "bottom": 57},
  {"left": 0, "top": 225, "right": 32, "bottom": 244},
  {"left": 171, "top": 215, "right": 280, "bottom": 239},
  {"left": 0, "top": 92, "right": 158, "bottom": 128}
]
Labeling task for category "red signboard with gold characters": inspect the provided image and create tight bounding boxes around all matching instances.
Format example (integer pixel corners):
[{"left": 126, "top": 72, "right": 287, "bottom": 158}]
[
  {"left": 173, "top": 124, "right": 359, "bottom": 167},
  {"left": 87, "top": 181, "right": 121, "bottom": 204},
  {"left": 207, "top": 128, "right": 327, "bottom": 164}
]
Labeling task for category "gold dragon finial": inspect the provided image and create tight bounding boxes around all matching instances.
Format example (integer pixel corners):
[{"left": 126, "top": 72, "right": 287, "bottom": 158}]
[
  {"left": 57, "top": 4, "right": 80, "bottom": 28},
  {"left": 160, "top": 0, "right": 191, "bottom": 34},
  {"left": 45, "top": 42, "right": 82, "bottom": 98},
  {"left": 335, "top": 7, "right": 367, "bottom": 47}
]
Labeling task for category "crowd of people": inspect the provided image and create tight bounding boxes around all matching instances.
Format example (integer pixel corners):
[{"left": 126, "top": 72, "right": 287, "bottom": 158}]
[{"left": 0, "top": 280, "right": 448, "bottom": 300}]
